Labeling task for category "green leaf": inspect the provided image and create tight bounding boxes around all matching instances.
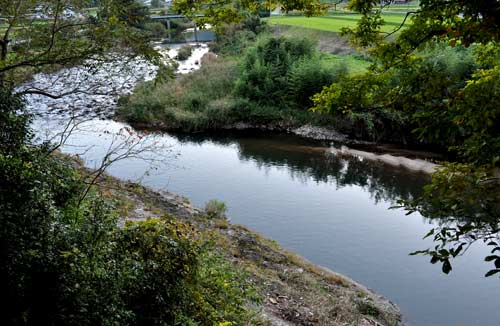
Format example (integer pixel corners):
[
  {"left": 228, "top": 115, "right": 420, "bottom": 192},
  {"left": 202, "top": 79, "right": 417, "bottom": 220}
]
[
  {"left": 485, "top": 269, "right": 500, "bottom": 277},
  {"left": 409, "top": 250, "right": 427, "bottom": 256},
  {"left": 485, "top": 255, "right": 498, "bottom": 262},
  {"left": 423, "top": 229, "right": 435, "bottom": 239},
  {"left": 442, "top": 260, "right": 452, "bottom": 274}
]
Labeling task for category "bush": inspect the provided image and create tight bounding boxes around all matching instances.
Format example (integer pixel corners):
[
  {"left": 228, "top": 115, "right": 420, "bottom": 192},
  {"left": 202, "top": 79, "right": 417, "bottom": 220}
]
[
  {"left": 118, "top": 35, "right": 344, "bottom": 131},
  {"left": 288, "top": 57, "right": 347, "bottom": 109},
  {"left": 144, "top": 22, "right": 167, "bottom": 38},
  {"left": 312, "top": 43, "right": 481, "bottom": 144},
  {"left": 235, "top": 36, "right": 346, "bottom": 109},
  {"left": 211, "top": 15, "right": 266, "bottom": 55},
  {"left": 204, "top": 199, "right": 228, "bottom": 219},
  {"left": 0, "top": 89, "right": 31, "bottom": 155},
  {"left": 176, "top": 44, "right": 193, "bottom": 60},
  {"left": 117, "top": 57, "right": 240, "bottom": 130},
  {"left": 0, "top": 91, "right": 259, "bottom": 325}
]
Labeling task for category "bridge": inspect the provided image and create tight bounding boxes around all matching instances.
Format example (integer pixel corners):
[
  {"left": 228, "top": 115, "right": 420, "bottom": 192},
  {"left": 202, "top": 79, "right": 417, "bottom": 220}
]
[{"left": 150, "top": 14, "right": 206, "bottom": 42}]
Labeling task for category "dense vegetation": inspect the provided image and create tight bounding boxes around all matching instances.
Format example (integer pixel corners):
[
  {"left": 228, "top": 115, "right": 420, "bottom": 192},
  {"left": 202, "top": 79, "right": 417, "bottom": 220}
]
[
  {"left": 0, "top": 1, "right": 269, "bottom": 324},
  {"left": 0, "top": 86, "right": 260, "bottom": 326},
  {"left": 120, "top": 0, "right": 500, "bottom": 278},
  {"left": 3, "top": 0, "right": 383, "bottom": 323},
  {"left": 313, "top": 43, "right": 480, "bottom": 145},
  {"left": 117, "top": 24, "right": 363, "bottom": 132},
  {"left": 2, "top": 1, "right": 500, "bottom": 325},
  {"left": 330, "top": 0, "right": 500, "bottom": 276}
]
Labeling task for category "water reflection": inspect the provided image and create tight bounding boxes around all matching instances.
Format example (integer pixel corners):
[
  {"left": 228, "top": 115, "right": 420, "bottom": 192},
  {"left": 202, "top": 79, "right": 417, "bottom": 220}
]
[
  {"left": 32, "top": 120, "right": 500, "bottom": 326},
  {"left": 170, "top": 131, "right": 429, "bottom": 205}
]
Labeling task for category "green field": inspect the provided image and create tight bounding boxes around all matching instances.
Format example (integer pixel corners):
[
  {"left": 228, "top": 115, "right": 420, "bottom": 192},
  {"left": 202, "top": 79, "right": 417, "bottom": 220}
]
[{"left": 267, "top": 13, "right": 408, "bottom": 33}]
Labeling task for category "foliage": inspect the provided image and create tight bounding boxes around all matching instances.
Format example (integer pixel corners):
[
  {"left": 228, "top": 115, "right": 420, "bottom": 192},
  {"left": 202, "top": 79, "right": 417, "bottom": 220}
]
[
  {"left": 0, "top": 0, "right": 162, "bottom": 88},
  {"left": 331, "top": 0, "right": 500, "bottom": 276},
  {"left": 0, "top": 91, "right": 260, "bottom": 324},
  {"left": 117, "top": 57, "right": 241, "bottom": 130},
  {"left": 288, "top": 56, "right": 347, "bottom": 108},
  {"left": 211, "top": 14, "right": 268, "bottom": 55},
  {"left": 344, "top": 0, "right": 500, "bottom": 51},
  {"left": 235, "top": 36, "right": 314, "bottom": 105},
  {"left": 236, "top": 36, "right": 346, "bottom": 109},
  {"left": 205, "top": 199, "right": 228, "bottom": 219},
  {"left": 312, "top": 43, "right": 497, "bottom": 145},
  {"left": 171, "top": 0, "right": 328, "bottom": 29},
  {"left": 117, "top": 218, "right": 258, "bottom": 326},
  {"left": 144, "top": 21, "right": 168, "bottom": 38},
  {"left": 118, "top": 35, "right": 353, "bottom": 131},
  {"left": 405, "top": 163, "right": 500, "bottom": 276},
  {"left": 0, "top": 88, "right": 31, "bottom": 155},
  {"left": 176, "top": 44, "right": 193, "bottom": 61}
]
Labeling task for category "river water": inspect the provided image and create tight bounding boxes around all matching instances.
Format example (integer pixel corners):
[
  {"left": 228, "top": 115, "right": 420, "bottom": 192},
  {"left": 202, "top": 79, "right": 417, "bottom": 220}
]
[{"left": 27, "top": 46, "right": 500, "bottom": 326}]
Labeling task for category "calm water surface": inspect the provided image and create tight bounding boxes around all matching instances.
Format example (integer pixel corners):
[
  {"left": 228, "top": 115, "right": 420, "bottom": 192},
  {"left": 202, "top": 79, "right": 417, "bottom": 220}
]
[{"left": 33, "top": 118, "right": 500, "bottom": 326}]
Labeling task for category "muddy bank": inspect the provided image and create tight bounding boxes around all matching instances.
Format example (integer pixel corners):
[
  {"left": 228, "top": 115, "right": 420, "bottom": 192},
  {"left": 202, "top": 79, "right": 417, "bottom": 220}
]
[
  {"left": 98, "top": 172, "right": 402, "bottom": 326},
  {"left": 329, "top": 146, "right": 438, "bottom": 174}
]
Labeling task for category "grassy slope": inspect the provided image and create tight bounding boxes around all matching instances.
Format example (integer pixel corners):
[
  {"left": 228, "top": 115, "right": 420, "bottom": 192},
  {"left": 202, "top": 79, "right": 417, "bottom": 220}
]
[
  {"left": 267, "top": 13, "right": 408, "bottom": 33},
  {"left": 99, "top": 170, "right": 402, "bottom": 326}
]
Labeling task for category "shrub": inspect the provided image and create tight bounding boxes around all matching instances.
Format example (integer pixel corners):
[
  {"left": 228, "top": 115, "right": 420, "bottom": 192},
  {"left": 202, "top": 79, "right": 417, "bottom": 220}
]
[
  {"left": 118, "top": 35, "right": 348, "bottom": 131},
  {"left": 176, "top": 44, "right": 193, "bottom": 60},
  {"left": 144, "top": 22, "right": 167, "bottom": 38},
  {"left": 0, "top": 91, "right": 260, "bottom": 325},
  {"left": 312, "top": 43, "right": 480, "bottom": 144},
  {"left": 211, "top": 15, "right": 266, "bottom": 55},
  {"left": 204, "top": 199, "right": 228, "bottom": 219},
  {"left": 117, "top": 58, "right": 240, "bottom": 130},
  {"left": 0, "top": 90, "right": 31, "bottom": 155},
  {"left": 287, "top": 57, "right": 347, "bottom": 109},
  {"left": 236, "top": 36, "right": 345, "bottom": 109}
]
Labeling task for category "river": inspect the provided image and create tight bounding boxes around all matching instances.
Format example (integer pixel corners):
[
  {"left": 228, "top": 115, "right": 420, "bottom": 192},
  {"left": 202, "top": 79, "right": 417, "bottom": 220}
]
[{"left": 27, "top": 45, "right": 500, "bottom": 326}]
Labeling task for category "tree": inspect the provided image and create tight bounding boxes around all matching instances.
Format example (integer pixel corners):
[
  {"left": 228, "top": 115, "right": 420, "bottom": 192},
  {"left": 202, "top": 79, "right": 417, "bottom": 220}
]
[
  {"left": 343, "top": 0, "right": 500, "bottom": 59},
  {"left": 171, "top": 0, "right": 328, "bottom": 28},
  {"left": 315, "top": 0, "right": 500, "bottom": 277},
  {"left": 0, "top": 2, "right": 260, "bottom": 322},
  {"left": 0, "top": 0, "right": 160, "bottom": 92}
]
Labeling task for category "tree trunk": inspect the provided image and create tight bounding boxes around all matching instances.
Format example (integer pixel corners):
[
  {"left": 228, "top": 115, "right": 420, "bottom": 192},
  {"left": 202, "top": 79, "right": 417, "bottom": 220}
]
[{"left": 0, "top": 39, "right": 8, "bottom": 62}]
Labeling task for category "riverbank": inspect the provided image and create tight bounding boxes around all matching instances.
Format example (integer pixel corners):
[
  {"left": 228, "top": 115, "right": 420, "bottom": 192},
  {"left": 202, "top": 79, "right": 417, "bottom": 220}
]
[
  {"left": 93, "top": 166, "right": 402, "bottom": 326},
  {"left": 123, "top": 119, "right": 441, "bottom": 174},
  {"left": 114, "top": 35, "right": 384, "bottom": 143}
]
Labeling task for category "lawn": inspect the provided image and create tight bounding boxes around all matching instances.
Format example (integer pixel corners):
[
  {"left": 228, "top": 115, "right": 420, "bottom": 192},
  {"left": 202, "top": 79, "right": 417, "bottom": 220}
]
[{"left": 267, "top": 13, "right": 408, "bottom": 34}]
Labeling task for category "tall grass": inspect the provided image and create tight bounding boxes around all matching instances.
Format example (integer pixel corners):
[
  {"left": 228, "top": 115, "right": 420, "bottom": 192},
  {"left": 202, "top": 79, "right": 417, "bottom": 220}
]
[
  {"left": 117, "top": 35, "right": 367, "bottom": 132},
  {"left": 117, "top": 58, "right": 240, "bottom": 131}
]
